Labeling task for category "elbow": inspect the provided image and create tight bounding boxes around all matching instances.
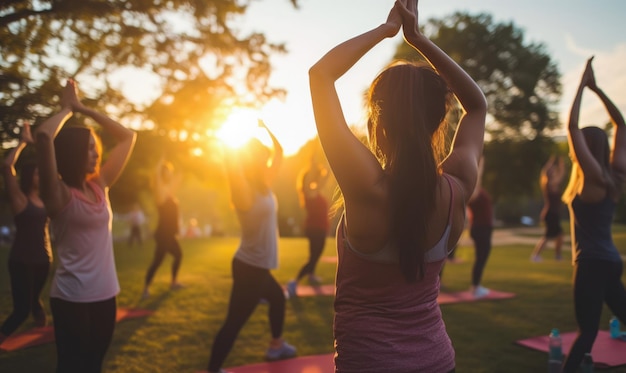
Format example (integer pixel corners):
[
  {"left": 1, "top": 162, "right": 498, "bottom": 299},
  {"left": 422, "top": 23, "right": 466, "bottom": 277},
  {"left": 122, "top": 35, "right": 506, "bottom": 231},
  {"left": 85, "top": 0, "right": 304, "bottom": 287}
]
[
  {"left": 309, "top": 63, "right": 333, "bottom": 86},
  {"left": 472, "top": 94, "right": 488, "bottom": 116},
  {"left": 34, "top": 131, "right": 52, "bottom": 145}
]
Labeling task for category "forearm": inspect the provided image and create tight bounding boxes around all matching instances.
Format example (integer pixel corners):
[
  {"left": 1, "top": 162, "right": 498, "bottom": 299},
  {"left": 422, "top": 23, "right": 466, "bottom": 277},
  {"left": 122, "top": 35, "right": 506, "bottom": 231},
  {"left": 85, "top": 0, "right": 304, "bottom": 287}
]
[
  {"left": 568, "top": 83, "right": 585, "bottom": 130},
  {"left": 35, "top": 108, "right": 73, "bottom": 142},
  {"left": 3, "top": 141, "right": 26, "bottom": 171},
  {"left": 405, "top": 35, "right": 486, "bottom": 113},
  {"left": 592, "top": 87, "right": 626, "bottom": 128},
  {"left": 310, "top": 24, "right": 395, "bottom": 81},
  {"left": 78, "top": 107, "right": 134, "bottom": 142}
]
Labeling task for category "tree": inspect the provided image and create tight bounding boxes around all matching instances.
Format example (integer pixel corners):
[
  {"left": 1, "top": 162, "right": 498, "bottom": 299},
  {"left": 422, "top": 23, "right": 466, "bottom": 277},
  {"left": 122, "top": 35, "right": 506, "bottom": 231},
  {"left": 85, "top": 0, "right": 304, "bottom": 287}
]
[
  {"left": 394, "top": 12, "right": 561, "bottom": 141},
  {"left": 0, "top": 0, "right": 298, "bottom": 144}
]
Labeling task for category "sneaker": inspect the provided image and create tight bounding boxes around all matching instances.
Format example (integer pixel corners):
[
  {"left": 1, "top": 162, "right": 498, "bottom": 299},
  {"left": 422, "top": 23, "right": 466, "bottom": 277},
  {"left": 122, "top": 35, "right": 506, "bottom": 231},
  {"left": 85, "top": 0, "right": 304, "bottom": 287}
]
[
  {"left": 473, "top": 285, "right": 490, "bottom": 299},
  {"left": 530, "top": 255, "right": 542, "bottom": 263},
  {"left": 286, "top": 280, "right": 297, "bottom": 298},
  {"left": 266, "top": 341, "right": 297, "bottom": 361},
  {"left": 141, "top": 289, "right": 150, "bottom": 300}
]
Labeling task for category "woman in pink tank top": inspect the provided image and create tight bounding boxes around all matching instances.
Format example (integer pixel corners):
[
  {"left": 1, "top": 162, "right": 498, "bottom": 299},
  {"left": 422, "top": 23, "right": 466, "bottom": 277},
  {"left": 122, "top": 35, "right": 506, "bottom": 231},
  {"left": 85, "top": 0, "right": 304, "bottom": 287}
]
[
  {"left": 309, "top": 1, "right": 487, "bottom": 372},
  {"left": 35, "top": 79, "right": 136, "bottom": 373}
]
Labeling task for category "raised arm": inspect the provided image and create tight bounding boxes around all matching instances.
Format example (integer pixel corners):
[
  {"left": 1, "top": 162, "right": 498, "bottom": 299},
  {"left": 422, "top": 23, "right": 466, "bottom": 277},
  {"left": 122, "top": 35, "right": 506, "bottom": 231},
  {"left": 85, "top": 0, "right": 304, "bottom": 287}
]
[
  {"left": 308, "top": 2, "right": 402, "bottom": 202},
  {"left": 566, "top": 58, "right": 606, "bottom": 197},
  {"left": 258, "top": 119, "right": 283, "bottom": 183},
  {"left": 399, "top": 0, "right": 487, "bottom": 199},
  {"left": 223, "top": 147, "right": 253, "bottom": 211},
  {"left": 2, "top": 123, "right": 32, "bottom": 214},
  {"left": 34, "top": 83, "right": 74, "bottom": 216},
  {"left": 66, "top": 79, "right": 136, "bottom": 188},
  {"left": 587, "top": 66, "right": 626, "bottom": 183},
  {"left": 469, "top": 156, "right": 485, "bottom": 202}
]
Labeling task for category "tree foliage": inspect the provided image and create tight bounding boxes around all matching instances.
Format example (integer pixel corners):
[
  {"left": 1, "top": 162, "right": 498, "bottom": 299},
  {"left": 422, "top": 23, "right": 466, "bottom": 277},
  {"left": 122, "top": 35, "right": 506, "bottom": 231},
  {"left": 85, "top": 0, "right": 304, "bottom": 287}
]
[
  {"left": 0, "top": 0, "right": 297, "bottom": 144},
  {"left": 394, "top": 12, "right": 561, "bottom": 141}
]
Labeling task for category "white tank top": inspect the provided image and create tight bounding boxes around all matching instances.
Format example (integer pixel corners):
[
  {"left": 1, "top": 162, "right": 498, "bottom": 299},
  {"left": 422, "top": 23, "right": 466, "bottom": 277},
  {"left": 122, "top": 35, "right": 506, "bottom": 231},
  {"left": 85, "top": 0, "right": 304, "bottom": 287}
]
[{"left": 50, "top": 181, "right": 120, "bottom": 302}]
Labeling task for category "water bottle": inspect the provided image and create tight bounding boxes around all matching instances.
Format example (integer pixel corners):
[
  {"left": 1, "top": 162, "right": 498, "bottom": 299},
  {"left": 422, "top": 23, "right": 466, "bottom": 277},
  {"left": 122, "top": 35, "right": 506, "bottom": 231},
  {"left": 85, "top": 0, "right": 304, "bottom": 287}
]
[
  {"left": 580, "top": 353, "right": 594, "bottom": 373},
  {"left": 610, "top": 316, "right": 621, "bottom": 339},
  {"left": 548, "top": 328, "right": 562, "bottom": 373}
]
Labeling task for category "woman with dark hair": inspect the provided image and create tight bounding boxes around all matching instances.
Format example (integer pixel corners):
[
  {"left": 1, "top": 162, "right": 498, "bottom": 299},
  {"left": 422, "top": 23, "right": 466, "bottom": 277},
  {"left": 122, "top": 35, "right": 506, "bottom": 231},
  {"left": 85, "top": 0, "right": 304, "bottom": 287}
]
[
  {"left": 308, "top": 0, "right": 486, "bottom": 371},
  {"left": 561, "top": 57, "right": 626, "bottom": 372},
  {"left": 531, "top": 155, "right": 566, "bottom": 262},
  {"left": 0, "top": 122, "right": 51, "bottom": 345},
  {"left": 142, "top": 157, "right": 183, "bottom": 299},
  {"left": 34, "top": 79, "right": 136, "bottom": 372},
  {"left": 286, "top": 156, "right": 330, "bottom": 297},
  {"left": 207, "top": 120, "right": 296, "bottom": 373}
]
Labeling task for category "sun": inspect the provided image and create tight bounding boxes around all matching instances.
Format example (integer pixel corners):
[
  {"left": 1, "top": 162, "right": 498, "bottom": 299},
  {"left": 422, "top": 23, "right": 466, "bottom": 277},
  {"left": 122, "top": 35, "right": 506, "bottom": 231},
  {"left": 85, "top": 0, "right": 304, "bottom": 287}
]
[{"left": 215, "top": 108, "right": 268, "bottom": 149}]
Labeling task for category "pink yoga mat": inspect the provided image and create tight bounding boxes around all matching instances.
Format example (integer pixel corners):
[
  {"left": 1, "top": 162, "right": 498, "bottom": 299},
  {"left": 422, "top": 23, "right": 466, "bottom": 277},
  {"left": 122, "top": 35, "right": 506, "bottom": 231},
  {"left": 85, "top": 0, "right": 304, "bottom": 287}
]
[
  {"left": 437, "top": 289, "right": 516, "bottom": 304},
  {"left": 197, "top": 353, "right": 335, "bottom": 373},
  {"left": 516, "top": 330, "right": 626, "bottom": 368},
  {"left": 0, "top": 307, "right": 154, "bottom": 352}
]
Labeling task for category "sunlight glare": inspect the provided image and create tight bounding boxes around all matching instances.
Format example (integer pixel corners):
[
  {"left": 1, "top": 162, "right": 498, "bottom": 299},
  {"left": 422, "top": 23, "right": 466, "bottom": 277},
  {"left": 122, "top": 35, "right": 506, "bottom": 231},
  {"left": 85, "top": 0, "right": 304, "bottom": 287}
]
[{"left": 216, "top": 108, "right": 264, "bottom": 149}]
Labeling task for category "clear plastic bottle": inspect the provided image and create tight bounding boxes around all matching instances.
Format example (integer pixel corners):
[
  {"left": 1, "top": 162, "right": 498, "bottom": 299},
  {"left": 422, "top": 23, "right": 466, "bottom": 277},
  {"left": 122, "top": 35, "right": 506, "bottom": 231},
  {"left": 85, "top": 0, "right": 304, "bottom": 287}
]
[
  {"left": 610, "top": 316, "right": 621, "bottom": 339},
  {"left": 548, "top": 328, "right": 563, "bottom": 373},
  {"left": 580, "top": 353, "right": 594, "bottom": 373}
]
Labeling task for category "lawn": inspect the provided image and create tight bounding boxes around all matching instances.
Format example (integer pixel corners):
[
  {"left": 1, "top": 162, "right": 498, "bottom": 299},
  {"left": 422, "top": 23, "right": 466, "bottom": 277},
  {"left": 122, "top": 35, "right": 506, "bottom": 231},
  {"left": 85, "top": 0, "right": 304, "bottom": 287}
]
[{"left": 1, "top": 227, "right": 626, "bottom": 372}]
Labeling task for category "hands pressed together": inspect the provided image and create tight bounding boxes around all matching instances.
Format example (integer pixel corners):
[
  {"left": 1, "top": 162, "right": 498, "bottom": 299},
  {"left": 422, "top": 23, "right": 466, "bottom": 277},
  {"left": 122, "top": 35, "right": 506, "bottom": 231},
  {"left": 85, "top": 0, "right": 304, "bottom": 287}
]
[
  {"left": 582, "top": 57, "right": 598, "bottom": 91},
  {"left": 383, "top": 0, "right": 422, "bottom": 41},
  {"left": 60, "top": 78, "right": 86, "bottom": 113}
]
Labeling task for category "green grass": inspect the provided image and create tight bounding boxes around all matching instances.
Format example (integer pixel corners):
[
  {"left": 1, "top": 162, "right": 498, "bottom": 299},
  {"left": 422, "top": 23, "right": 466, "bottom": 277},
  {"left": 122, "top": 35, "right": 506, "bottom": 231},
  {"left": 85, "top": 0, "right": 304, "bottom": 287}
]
[{"left": 1, "top": 229, "right": 626, "bottom": 372}]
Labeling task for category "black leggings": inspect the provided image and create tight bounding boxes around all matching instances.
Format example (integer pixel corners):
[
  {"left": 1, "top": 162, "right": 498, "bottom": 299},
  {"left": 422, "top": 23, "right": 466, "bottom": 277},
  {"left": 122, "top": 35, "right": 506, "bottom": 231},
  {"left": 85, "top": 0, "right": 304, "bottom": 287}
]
[
  {"left": 563, "top": 260, "right": 626, "bottom": 372},
  {"left": 295, "top": 228, "right": 326, "bottom": 281},
  {"left": 50, "top": 297, "right": 117, "bottom": 373},
  {"left": 0, "top": 260, "right": 50, "bottom": 335},
  {"left": 208, "top": 257, "right": 286, "bottom": 371},
  {"left": 145, "top": 234, "right": 182, "bottom": 286},
  {"left": 470, "top": 226, "right": 492, "bottom": 286}
]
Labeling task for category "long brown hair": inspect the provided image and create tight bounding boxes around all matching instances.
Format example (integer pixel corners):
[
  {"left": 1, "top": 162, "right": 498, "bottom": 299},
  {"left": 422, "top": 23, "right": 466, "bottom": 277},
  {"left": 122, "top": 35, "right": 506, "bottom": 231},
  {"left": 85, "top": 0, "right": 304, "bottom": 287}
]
[{"left": 367, "top": 62, "right": 451, "bottom": 282}]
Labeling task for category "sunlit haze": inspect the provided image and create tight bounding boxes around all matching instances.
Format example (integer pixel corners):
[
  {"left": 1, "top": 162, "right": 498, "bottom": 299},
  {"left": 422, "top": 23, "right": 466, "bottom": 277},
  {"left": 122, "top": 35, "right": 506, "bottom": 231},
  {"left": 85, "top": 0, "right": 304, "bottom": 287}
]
[{"left": 116, "top": 0, "right": 626, "bottom": 155}]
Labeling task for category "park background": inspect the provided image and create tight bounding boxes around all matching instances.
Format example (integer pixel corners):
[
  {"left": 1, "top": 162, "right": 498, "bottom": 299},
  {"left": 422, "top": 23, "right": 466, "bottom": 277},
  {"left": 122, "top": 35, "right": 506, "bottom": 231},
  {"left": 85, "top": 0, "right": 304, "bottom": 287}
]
[{"left": 1, "top": 0, "right": 626, "bottom": 372}]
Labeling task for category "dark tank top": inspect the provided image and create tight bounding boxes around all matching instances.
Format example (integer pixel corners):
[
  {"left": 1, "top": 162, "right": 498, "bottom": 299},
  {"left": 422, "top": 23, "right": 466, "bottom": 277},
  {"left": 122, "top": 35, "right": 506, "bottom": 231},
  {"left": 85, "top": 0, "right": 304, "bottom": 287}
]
[
  {"left": 155, "top": 196, "right": 180, "bottom": 238},
  {"left": 547, "top": 190, "right": 563, "bottom": 215},
  {"left": 10, "top": 200, "right": 52, "bottom": 264}
]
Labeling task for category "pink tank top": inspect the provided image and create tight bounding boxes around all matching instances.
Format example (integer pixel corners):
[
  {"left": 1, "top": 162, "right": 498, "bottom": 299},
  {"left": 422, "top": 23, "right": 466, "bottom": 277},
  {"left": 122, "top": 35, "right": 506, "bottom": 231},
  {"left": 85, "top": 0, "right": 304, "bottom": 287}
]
[{"left": 333, "top": 174, "right": 456, "bottom": 373}]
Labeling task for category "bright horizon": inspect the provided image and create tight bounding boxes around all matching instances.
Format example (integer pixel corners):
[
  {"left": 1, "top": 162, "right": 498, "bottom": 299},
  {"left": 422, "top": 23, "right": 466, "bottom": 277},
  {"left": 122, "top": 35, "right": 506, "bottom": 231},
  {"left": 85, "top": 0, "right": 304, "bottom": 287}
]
[{"left": 113, "top": 0, "right": 626, "bottom": 156}]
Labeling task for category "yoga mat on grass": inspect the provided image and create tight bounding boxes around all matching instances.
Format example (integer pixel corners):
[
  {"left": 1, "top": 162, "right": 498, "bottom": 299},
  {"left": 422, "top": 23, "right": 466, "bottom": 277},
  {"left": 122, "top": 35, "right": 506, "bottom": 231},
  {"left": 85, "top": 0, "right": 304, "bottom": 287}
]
[
  {"left": 437, "top": 289, "right": 516, "bottom": 304},
  {"left": 197, "top": 353, "right": 335, "bottom": 373},
  {"left": 284, "top": 285, "right": 335, "bottom": 297},
  {"left": 0, "top": 307, "right": 154, "bottom": 352},
  {"left": 516, "top": 330, "right": 626, "bottom": 369}
]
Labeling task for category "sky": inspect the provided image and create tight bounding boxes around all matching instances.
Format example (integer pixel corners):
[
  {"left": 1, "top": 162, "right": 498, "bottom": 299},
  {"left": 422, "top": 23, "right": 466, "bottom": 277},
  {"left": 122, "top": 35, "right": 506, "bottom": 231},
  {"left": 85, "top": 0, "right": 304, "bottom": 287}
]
[{"left": 230, "top": 0, "right": 626, "bottom": 155}]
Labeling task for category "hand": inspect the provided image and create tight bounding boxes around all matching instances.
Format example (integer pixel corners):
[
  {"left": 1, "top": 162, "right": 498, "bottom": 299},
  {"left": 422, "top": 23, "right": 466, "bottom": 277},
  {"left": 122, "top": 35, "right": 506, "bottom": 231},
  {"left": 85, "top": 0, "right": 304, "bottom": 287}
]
[
  {"left": 61, "top": 79, "right": 85, "bottom": 112},
  {"left": 382, "top": 1, "right": 402, "bottom": 38},
  {"left": 20, "top": 121, "right": 34, "bottom": 144},
  {"left": 398, "top": 0, "right": 421, "bottom": 42},
  {"left": 584, "top": 56, "right": 598, "bottom": 91}
]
